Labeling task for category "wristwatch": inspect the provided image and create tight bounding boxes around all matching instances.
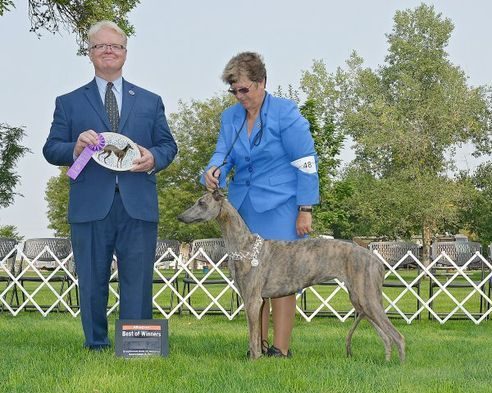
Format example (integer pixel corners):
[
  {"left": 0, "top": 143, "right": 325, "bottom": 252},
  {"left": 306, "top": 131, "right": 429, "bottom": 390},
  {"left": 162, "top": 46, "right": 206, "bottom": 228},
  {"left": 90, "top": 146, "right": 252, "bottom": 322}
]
[{"left": 298, "top": 206, "right": 313, "bottom": 213}]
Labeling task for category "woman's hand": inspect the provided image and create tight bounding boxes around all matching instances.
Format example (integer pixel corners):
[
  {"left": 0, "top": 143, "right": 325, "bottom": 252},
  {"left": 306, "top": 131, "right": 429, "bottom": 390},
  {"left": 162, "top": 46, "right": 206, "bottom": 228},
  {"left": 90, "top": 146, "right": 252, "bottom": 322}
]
[
  {"left": 296, "top": 211, "right": 312, "bottom": 236},
  {"left": 204, "top": 166, "right": 220, "bottom": 189}
]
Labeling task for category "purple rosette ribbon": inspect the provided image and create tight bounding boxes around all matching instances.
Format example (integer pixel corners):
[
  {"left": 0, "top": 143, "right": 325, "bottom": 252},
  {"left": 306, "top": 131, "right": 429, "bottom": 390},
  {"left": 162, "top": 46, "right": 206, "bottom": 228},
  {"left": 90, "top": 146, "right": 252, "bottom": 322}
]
[{"left": 67, "top": 134, "right": 106, "bottom": 180}]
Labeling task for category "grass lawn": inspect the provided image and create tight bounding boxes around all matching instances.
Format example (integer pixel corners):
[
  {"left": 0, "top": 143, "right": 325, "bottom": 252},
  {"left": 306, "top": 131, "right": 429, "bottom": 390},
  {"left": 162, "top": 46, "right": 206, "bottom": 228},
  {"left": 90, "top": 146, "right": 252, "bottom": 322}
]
[{"left": 0, "top": 313, "right": 491, "bottom": 393}]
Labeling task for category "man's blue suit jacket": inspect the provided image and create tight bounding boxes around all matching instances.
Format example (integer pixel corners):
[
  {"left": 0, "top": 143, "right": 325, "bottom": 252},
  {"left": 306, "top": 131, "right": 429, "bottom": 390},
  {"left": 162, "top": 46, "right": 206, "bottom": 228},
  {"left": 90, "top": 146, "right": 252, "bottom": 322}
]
[
  {"left": 43, "top": 78, "right": 177, "bottom": 223},
  {"left": 206, "top": 93, "right": 319, "bottom": 212}
]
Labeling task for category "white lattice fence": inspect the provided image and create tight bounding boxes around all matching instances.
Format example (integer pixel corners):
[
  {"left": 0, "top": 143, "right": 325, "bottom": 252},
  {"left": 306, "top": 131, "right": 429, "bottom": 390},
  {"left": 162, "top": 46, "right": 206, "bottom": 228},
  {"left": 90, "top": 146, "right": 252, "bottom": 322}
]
[
  {"left": 0, "top": 245, "right": 79, "bottom": 317},
  {"left": 424, "top": 252, "right": 492, "bottom": 324},
  {"left": 172, "top": 247, "right": 243, "bottom": 320},
  {"left": 1, "top": 245, "right": 491, "bottom": 323}
]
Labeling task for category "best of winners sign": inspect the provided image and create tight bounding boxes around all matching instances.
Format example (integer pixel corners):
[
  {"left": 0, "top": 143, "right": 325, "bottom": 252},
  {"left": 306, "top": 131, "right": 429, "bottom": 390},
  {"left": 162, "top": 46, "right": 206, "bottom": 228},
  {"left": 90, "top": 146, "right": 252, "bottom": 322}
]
[{"left": 115, "top": 320, "right": 169, "bottom": 358}]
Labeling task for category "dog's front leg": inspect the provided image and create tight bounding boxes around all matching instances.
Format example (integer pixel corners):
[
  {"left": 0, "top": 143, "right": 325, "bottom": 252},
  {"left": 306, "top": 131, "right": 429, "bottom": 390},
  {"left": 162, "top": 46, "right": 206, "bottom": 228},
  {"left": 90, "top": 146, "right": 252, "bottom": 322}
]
[{"left": 245, "top": 296, "right": 264, "bottom": 359}]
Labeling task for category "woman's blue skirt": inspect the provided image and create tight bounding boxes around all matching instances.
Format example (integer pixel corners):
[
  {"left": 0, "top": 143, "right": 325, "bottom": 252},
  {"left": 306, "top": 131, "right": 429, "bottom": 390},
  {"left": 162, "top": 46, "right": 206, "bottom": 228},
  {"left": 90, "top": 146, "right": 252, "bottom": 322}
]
[{"left": 238, "top": 195, "right": 302, "bottom": 241}]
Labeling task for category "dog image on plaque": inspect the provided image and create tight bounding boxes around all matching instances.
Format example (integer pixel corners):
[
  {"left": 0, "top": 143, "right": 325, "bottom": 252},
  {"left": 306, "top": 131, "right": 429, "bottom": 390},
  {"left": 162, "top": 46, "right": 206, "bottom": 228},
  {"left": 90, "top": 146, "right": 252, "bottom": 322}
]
[{"left": 92, "top": 132, "right": 140, "bottom": 171}]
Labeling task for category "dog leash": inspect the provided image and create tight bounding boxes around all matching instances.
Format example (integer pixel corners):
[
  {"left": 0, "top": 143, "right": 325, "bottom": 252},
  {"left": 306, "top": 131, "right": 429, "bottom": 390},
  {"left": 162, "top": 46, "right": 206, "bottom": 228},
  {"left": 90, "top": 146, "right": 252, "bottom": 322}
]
[
  {"left": 212, "top": 93, "right": 267, "bottom": 181},
  {"left": 212, "top": 115, "right": 245, "bottom": 179}
]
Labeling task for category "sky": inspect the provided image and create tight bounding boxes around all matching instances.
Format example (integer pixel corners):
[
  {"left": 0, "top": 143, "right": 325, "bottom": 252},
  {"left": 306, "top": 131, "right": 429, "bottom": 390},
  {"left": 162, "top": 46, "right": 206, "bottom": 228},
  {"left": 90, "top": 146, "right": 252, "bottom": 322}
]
[{"left": 1, "top": 0, "right": 491, "bottom": 239}]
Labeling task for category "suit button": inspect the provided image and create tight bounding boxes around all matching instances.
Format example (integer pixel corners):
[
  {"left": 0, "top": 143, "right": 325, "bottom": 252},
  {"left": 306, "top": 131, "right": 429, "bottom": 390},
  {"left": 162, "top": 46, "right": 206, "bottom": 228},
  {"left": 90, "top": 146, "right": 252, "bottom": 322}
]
[
  {"left": 248, "top": 166, "right": 253, "bottom": 172},
  {"left": 246, "top": 181, "right": 250, "bottom": 186},
  {"left": 245, "top": 157, "right": 250, "bottom": 162}
]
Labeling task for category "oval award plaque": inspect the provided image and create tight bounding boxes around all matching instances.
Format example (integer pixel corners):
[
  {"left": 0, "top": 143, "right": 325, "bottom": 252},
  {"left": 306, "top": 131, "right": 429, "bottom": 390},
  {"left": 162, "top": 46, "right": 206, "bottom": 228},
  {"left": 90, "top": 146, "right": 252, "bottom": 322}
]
[{"left": 92, "top": 132, "right": 141, "bottom": 171}]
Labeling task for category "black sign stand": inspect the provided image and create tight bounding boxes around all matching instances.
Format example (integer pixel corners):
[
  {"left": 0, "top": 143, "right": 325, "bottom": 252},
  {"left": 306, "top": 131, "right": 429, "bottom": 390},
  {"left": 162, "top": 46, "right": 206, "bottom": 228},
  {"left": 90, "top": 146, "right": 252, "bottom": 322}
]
[{"left": 115, "top": 319, "right": 169, "bottom": 358}]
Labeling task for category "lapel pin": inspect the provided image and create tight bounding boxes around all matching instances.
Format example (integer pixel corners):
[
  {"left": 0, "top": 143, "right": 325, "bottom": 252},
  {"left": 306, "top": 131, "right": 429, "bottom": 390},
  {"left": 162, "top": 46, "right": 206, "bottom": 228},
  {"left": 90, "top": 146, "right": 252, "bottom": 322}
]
[{"left": 129, "top": 90, "right": 135, "bottom": 96}]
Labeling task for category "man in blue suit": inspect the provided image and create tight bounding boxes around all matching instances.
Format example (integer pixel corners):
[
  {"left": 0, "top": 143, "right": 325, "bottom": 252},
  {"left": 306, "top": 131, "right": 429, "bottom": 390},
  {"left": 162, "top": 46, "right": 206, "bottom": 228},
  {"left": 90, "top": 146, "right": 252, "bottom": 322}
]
[{"left": 43, "top": 21, "right": 177, "bottom": 350}]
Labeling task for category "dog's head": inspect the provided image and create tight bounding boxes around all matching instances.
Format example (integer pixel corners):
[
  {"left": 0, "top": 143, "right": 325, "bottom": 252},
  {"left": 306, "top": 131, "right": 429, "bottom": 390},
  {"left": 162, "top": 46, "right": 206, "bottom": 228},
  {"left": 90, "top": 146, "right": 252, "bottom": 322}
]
[{"left": 177, "top": 189, "right": 225, "bottom": 224}]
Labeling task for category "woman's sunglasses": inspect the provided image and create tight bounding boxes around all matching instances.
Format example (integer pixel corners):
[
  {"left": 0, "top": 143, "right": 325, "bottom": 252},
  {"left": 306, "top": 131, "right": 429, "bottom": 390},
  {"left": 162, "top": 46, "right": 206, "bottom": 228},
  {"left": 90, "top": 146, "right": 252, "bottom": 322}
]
[{"left": 228, "top": 82, "right": 254, "bottom": 96}]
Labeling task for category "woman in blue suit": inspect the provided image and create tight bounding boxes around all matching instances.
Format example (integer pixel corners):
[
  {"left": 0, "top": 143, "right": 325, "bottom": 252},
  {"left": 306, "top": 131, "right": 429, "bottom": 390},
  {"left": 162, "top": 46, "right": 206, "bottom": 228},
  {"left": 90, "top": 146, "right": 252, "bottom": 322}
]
[{"left": 204, "top": 52, "right": 319, "bottom": 357}]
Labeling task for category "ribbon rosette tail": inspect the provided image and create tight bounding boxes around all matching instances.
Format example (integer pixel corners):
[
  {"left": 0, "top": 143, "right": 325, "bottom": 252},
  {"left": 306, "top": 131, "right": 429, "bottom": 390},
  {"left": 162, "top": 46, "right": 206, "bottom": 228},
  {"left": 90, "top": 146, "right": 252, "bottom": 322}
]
[{"left": 67, "top": 134, "right": 106, "bottom": 180}]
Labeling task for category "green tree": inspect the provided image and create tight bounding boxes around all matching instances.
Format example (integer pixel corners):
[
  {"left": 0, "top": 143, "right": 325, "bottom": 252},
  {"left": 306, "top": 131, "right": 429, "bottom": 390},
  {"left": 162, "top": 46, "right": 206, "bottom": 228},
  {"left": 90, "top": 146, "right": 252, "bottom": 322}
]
[
  {"left": 275, "top": 85, "right": 346, "bottom": 237},
  {"left": 44, "top": 167, "right": 70, "bottom": 237},
  {"left": 0, "top": 124, "right": 30, "bottom": 208},
  {"left": 459, "top": 162, "right": 492, "bottom": 249},
  {"left": 337, "top": 167, "right": 471, "bottom": 239},
  {"left": 301, "top": 4, "right": 492, "bottom": 261},
  {"left": 313, "top": 172, "right": 358, "bottom": 240},
  {"left": 0, "top": 0, "right": 14, "bottom": 15},
  {"left": 299, "top": 57, "right": 364, "bottom": 239},
  {"left": 299, "top": 99, "right": 344, "bottom": 235},
  {"left": 0, "top": 224, "right": 23, "bottom": 241},
  {"left": 2, "top": 0, "right": 139, "bottom": 55}
]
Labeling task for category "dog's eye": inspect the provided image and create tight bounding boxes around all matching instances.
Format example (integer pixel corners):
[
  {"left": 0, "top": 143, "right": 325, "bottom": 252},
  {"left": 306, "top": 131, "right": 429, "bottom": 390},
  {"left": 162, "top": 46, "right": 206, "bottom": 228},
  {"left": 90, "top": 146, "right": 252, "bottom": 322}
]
[{"left": 198, "top": 200, "right": 205, "bottom": 206}]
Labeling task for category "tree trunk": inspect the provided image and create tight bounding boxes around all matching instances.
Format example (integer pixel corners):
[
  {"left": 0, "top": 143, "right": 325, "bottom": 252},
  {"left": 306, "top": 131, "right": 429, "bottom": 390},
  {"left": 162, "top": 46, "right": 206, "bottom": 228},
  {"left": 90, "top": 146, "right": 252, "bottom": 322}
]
[{"left": 422, "top": 223, "right": 433, "bottom": 266}]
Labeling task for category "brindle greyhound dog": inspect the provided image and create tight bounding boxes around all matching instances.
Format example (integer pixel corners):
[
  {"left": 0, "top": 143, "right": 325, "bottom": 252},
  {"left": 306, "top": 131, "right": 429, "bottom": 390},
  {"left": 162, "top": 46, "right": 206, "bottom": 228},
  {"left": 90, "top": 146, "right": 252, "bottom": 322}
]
[{"left": 178, "top": 190, "right": 405, "bottom": 362}]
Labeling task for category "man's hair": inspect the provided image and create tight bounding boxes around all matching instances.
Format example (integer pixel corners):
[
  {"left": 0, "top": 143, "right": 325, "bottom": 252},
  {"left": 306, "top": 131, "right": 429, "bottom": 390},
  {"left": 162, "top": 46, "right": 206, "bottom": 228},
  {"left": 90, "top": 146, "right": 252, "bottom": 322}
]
[{"left": 87, "top": 20, "right": 127, "bottom": 46}]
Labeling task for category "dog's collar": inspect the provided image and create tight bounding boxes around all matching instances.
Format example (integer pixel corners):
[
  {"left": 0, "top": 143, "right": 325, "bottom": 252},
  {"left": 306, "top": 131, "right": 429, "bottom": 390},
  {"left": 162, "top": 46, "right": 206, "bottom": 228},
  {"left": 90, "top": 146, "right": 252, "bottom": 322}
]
[{"left": 229, "top": 234, "right": 264, "bottom": 267}]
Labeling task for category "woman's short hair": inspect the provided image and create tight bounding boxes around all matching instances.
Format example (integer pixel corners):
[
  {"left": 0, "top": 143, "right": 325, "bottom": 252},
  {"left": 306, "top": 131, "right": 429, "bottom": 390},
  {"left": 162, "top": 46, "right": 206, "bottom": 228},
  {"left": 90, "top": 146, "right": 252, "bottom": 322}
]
[
  {"left": 87, "top": 20, "right": 127, "bottom": 46},
  {"left": 222, "top": 52, "right": 267, "bottom": 85}
]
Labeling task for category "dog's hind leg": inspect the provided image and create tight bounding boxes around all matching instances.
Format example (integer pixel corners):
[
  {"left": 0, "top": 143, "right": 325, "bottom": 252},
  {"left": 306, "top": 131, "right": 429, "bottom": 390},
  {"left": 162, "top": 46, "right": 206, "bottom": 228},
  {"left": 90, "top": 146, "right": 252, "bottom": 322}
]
[
  {"left": 346, "top": 311, "right": 392, "bottom": 361},
  {"left": 365, "top": 304, "right": 405, "bottom": 362},
  {"left": 358, "top": 300, "right": 393, "bottom": 361},
  {"left": 381, "top": 316, "right": 405, "bottom": 362},
  {"left": 367, "top": 317, "right": 393, "bottom": 361},
  {"left": 367, "top": 304, "right": 405, "bottom": 362},
  {"left": 393, "top": 329, "right": 405, "bottom": 363},
  {"left": 350, "top": 286, "right": 394, "bottom": 361},
  {"left": 245, "top": 296, "right": 264, "bottom": 360},
  {"left": 346, "top": 313, "right": 363, "bottom": 357}
]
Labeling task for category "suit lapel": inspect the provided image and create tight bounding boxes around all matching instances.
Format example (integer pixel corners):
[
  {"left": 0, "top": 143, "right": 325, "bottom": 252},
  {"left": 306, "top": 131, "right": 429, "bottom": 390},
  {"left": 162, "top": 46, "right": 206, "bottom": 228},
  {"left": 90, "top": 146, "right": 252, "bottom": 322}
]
[
  {"left": 119, "top": 79, "right": 136, "bottom": 132},
  {"left": 83, "top": 79, "right": 112, "bottom": 131}
]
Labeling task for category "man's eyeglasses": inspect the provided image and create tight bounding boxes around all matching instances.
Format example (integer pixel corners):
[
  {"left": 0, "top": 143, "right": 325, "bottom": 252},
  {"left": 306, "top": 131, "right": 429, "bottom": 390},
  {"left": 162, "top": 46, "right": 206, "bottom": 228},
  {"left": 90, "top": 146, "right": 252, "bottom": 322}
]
[
  {"left": 228, "top": 82, "right": 254, "bottom": 96},
  {"left": 90, "top": 43, "right": 126, "bottom": 52}
]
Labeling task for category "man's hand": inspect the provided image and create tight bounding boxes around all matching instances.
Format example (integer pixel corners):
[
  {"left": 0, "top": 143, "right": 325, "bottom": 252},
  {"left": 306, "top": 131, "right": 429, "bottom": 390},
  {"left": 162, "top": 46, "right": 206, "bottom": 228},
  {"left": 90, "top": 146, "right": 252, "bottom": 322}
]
[
  {"left": 131, "top": 145, "right": 155, "bottom": 172},
  {"left": 74, "top": 130, "right": 100, "bottom": 157}
]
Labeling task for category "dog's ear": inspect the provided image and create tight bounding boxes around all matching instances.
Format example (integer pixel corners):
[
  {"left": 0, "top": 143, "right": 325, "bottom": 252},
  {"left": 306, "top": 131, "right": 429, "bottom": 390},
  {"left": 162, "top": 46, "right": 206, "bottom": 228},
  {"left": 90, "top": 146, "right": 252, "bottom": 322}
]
[{"left": 212, "top": 189, "right": 224, "bottom": 201}]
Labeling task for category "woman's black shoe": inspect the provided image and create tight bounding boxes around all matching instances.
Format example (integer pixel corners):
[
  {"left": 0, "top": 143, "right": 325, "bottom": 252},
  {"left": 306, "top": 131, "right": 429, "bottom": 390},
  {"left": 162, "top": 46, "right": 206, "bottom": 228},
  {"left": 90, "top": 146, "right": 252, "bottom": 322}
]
[{"left": 266, "top": 345, "right": 292, "bottom": 358}]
